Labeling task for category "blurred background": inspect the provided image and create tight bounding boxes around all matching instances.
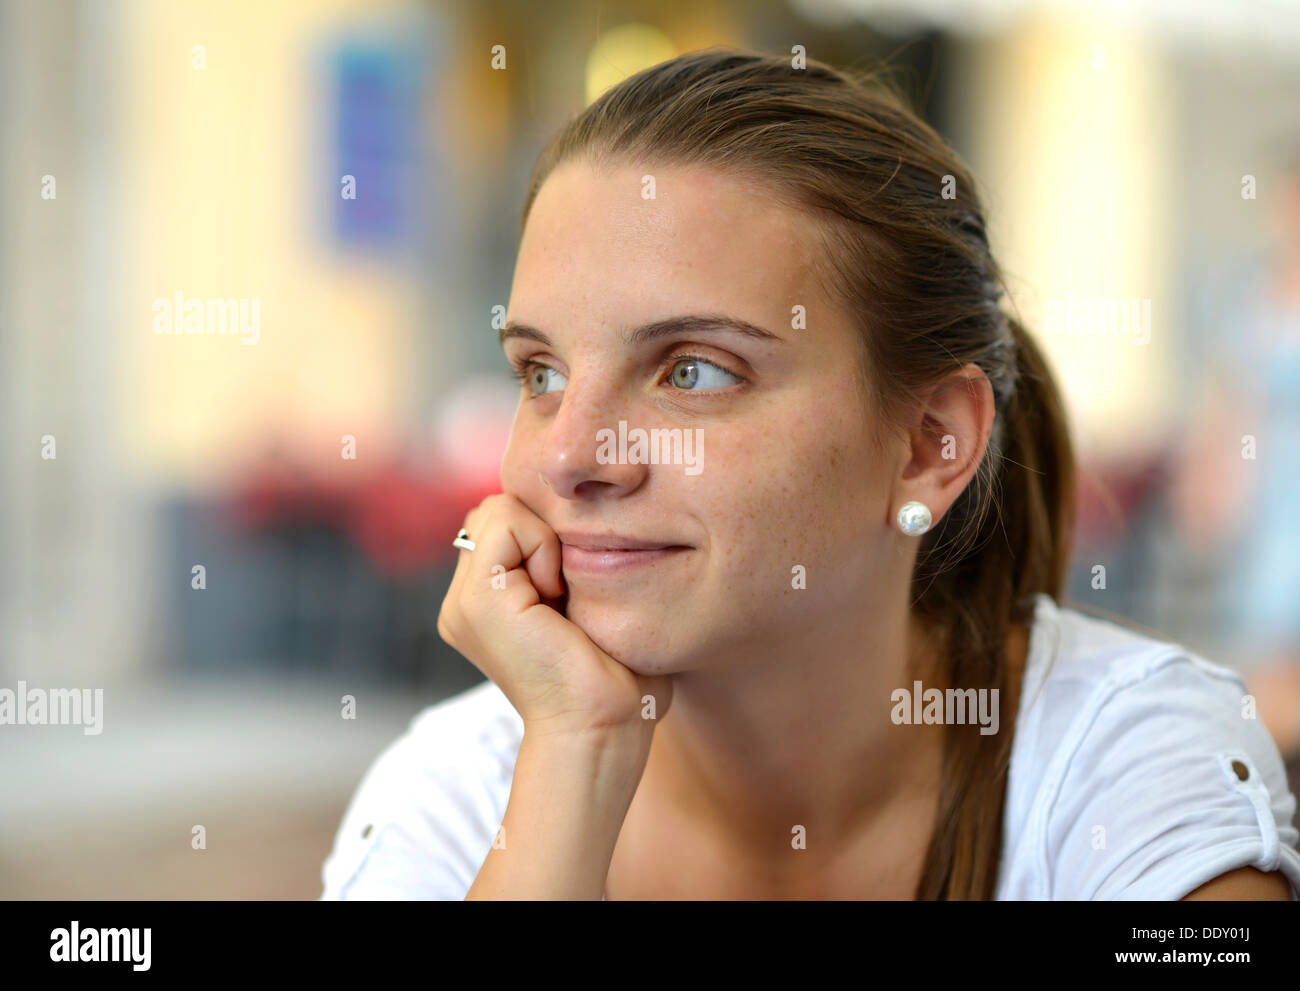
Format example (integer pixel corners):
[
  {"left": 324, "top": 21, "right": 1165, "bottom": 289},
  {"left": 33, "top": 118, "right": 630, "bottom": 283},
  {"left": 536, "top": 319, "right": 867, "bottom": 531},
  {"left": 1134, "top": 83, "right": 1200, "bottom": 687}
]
[{"left": 2, "top": 0, "right": 1298, "bottom": 898}]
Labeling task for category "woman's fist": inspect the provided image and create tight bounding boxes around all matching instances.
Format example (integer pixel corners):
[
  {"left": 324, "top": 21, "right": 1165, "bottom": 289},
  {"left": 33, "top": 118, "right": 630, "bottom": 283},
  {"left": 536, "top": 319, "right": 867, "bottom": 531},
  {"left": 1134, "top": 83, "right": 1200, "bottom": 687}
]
[{"left": 436, "top": 494, "right": 673, "bottom": 740}]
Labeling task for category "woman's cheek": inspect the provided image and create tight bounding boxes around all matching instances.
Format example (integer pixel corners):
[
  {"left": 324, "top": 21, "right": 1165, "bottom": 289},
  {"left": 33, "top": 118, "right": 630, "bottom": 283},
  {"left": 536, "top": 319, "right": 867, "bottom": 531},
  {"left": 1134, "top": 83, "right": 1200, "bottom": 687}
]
[{"left": 498, "top": 425, "right": 538, "bottom": 496}]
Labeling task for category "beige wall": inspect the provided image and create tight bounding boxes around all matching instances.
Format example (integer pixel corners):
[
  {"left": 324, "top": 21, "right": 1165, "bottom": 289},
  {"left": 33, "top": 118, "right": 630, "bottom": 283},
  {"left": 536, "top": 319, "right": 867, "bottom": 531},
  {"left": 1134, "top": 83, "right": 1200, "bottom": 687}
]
[
  {"left": 957, "top": 8, "right": 1176, "bottom": 458},
  {"left": 119, "top": 0, "right": 425, "bottom": 487}
]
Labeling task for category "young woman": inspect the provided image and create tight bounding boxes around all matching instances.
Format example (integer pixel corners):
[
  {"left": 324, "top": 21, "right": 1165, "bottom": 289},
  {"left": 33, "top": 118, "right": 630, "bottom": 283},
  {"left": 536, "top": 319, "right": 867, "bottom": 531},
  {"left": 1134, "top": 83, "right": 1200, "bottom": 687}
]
[{"left": 321, "top": 48, "right": 1300, "bottom": 900}]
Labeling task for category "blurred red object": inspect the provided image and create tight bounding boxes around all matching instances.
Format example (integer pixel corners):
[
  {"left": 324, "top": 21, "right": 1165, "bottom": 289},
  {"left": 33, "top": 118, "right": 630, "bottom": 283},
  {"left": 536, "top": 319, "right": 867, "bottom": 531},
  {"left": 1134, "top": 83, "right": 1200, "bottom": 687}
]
[
  {"left": 1073, "top": 446, "right": 1174, "bottom": 545},
  {"left": 228, "top": 455, "right": 355, "bottom": 531},
  {"left": 226, "top": 451, "right": 501, "bottom": 578},
  {"left": 348, "top": 466, "right": 499, "bottom": 577}
]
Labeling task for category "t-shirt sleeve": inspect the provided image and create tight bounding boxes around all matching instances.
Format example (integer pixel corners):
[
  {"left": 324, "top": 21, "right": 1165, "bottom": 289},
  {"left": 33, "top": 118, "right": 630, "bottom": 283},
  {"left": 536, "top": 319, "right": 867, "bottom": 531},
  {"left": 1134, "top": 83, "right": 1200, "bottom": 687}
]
[
  {"left": 1043, "top": 653, "right": 1300, "bottom": 900},
  {"left": 318, "top": 699, "right": 513, "bottom": 900}
]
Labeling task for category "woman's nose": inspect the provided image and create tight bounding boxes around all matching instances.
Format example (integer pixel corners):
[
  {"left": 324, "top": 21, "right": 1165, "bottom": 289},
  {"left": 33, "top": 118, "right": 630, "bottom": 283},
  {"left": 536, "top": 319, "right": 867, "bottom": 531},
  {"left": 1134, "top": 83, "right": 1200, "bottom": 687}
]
[{"left": 535, "top": 382, "right": 648, "bottom": 499}]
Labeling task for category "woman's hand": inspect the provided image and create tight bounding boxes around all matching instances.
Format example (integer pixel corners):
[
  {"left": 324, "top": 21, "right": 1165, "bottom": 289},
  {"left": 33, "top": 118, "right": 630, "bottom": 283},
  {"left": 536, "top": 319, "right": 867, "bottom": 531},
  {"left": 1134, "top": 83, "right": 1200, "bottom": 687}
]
[{"left": 437, "top": 493, "right": 673, "bottom": 741}]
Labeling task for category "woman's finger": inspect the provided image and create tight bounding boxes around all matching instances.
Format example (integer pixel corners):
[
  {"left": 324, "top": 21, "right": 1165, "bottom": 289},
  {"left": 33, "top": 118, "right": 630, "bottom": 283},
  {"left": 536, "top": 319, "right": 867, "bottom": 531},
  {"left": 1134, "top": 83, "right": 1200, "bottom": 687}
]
[{"left": 465, "top": 497, "right": 565, "bottom": 602}]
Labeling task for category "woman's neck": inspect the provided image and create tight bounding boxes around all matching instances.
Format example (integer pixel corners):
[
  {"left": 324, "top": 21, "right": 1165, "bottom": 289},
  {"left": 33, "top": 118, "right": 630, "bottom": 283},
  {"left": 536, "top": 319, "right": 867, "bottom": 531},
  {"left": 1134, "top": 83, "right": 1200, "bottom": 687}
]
[
  {"left": 639, "top": 599, "right": 955, "bottom": 869},
  {"left": 635, "top": 602, "right": 1032, "bottom": 884}
]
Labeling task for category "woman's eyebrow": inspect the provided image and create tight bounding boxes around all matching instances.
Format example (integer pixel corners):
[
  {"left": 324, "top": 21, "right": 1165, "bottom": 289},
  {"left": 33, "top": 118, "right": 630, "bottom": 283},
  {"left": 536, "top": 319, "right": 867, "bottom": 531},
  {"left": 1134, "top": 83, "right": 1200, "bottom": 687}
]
[
  {"left": 499, "top": 314, "right": 786, "bottom": 349},
  {"left": 499, "top": 322, "right": 552, "bottom": 347},
  {"left": 624, "top": 315, "right": 786, "bottom": 346}
]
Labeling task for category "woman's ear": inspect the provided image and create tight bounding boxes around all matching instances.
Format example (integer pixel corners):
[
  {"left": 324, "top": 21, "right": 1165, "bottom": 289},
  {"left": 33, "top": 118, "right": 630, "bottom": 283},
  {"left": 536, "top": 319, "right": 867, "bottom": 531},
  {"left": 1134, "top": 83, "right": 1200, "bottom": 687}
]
[{"left": 892, "top": 363, "right": 995, "bottom": 525}]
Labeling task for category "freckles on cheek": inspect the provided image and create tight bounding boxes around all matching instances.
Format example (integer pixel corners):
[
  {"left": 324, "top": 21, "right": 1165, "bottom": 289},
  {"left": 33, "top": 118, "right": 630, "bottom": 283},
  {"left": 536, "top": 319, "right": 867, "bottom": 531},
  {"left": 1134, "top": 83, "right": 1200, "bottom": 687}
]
[
  {"left": 768, "top": 422, "right": 860, "bottom": 529},
  {"left": 701, "top": 432, "right": 827, "bottom": 564}
]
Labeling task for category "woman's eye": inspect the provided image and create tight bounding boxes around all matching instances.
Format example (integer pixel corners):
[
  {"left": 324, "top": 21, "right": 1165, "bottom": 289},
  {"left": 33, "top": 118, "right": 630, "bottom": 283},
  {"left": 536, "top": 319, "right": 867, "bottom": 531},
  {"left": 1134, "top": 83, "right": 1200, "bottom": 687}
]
[
  {"left": 668, "top": 357, "right": 741, "bottom": 391},
  {"left": 515, "top": 357, "right": 740, "bottom": 397},
  {"left": 526, "top": 364, "right": 567, "bottom": 395}
]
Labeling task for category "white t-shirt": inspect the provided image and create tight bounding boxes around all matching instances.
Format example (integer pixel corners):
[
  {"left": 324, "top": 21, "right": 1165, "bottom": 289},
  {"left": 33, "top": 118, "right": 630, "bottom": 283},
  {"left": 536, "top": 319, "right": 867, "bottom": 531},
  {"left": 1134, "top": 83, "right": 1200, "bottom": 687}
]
[{"left": 318, "top": 593, "right": 1300, "bottom": 900}]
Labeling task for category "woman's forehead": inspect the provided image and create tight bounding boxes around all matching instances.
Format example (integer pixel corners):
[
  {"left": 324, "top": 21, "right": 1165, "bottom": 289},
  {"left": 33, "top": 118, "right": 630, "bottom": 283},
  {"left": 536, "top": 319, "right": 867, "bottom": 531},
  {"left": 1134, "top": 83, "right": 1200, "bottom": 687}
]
[{"left": 513, "top": 162, "right": 829, "bottom": 339}]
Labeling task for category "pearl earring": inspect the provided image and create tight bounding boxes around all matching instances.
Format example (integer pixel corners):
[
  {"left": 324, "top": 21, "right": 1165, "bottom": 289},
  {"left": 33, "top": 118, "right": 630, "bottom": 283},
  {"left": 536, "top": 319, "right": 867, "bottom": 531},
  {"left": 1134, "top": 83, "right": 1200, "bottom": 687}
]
[{"left": 897, "top": 500, "right": 932, "bottom": 536}]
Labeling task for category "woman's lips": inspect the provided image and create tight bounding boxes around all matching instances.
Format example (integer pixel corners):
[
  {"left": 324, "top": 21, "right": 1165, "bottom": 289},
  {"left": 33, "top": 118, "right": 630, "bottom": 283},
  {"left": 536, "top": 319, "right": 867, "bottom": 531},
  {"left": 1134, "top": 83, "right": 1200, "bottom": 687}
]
[
  {"left": 564, "top": 533, "right": 696, "bottom": 572},
  {"left": 561, "top": 545, "right": 688, "bottom": 574}
]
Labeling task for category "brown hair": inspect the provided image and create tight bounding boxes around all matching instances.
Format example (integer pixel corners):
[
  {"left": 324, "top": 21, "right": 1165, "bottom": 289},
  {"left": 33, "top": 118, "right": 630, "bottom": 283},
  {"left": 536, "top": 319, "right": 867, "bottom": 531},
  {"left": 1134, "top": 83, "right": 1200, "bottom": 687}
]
[{"left": 518, "top": 47, "right": 1077, "bottom": 899}]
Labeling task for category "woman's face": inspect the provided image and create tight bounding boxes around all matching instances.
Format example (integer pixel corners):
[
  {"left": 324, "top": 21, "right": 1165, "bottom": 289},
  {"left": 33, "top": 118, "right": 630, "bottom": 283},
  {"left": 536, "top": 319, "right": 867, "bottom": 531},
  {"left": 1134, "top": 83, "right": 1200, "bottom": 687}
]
[{"left": 499, "top": 159, "right": 903, "bottom": 674}]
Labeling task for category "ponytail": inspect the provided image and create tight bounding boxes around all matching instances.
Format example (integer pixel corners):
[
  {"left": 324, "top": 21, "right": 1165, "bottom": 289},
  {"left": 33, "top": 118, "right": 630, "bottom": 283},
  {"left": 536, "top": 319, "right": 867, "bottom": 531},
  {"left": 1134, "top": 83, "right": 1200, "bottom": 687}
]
[{"left": 912, "top": 314, "right": 1076, "bottom": 899}]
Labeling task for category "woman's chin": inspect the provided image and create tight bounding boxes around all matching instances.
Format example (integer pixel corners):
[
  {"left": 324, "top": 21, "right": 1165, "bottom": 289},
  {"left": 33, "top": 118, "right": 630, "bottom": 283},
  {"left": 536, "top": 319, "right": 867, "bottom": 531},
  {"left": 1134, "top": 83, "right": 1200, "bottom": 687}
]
[{"left": 562, "top": 597, "right": 680, "bottom": 675}]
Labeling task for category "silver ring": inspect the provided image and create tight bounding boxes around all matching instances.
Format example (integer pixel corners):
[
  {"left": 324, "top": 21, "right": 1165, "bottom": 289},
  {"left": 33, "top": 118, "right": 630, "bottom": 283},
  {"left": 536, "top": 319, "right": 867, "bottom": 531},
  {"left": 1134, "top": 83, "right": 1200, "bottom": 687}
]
[{"left": 452, "top": 528, "right": 476, "bottom": 552}]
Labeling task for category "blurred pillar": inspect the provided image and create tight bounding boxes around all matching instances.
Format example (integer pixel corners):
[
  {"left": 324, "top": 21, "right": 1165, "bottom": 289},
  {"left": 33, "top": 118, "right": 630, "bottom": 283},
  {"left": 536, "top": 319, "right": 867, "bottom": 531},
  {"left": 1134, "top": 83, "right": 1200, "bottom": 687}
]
[{"left": 0, "top": 0, "right": 151, "bottom": 685}]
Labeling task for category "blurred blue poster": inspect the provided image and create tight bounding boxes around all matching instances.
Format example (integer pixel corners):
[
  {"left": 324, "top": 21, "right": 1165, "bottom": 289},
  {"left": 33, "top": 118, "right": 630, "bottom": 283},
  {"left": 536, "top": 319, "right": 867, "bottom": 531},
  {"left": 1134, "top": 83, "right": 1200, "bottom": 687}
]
[{"left": 319, "top": 11, "right": 443, "bottom": 256}]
